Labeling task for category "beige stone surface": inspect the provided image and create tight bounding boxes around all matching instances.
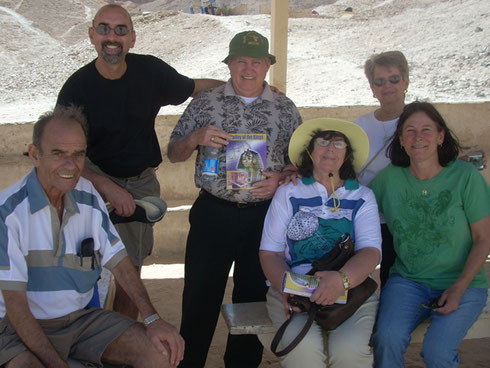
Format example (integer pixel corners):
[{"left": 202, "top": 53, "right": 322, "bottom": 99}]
[
  {"left": 141, "top": 265, "right": 490, "bottom": 367},
  {"left": 2, "top": 103, "right": 488, "bottom": 260}
]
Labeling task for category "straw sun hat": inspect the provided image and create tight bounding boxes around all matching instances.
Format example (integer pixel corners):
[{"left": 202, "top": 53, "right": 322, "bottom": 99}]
[{"left": 288, "top": 118, "right": 370, "bottom": 171}]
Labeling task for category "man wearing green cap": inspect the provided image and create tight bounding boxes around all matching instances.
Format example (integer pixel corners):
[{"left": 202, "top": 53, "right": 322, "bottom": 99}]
[{"left": 168, "top": 31, "right": 302, "bottom": 367}]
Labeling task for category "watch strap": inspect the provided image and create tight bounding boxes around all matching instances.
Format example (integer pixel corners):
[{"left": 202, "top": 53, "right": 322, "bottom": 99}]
[
  {"left": 338, "top": 269, "right": 350, "bottom": 290},
  {"left": 143, "top": 313, "right": 161, "bottom": 327}
]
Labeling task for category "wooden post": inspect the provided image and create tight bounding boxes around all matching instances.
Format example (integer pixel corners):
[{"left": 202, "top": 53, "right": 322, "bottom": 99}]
[{"left": 270, "top": 0, "right": 289, "bottom": 94}]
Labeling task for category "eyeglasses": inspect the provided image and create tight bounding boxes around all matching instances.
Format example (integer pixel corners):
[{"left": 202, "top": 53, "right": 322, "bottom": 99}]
[
  {"left": 373, "top": 74, "right": 402, "bottom": 87},
  {"left": 315, "top": 138, "right": 347, "bottom": 149},
  {"left": 93, "top": 24, "right": 132, "bottom": 36}
]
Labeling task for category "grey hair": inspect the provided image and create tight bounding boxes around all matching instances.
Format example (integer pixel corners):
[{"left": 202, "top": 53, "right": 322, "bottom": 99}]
[
  {"left": 33, "top": 105, "right": 89, "bottom": 152},
  {"left": 364, "top": 50, "right": 409, "bottom": 84}
]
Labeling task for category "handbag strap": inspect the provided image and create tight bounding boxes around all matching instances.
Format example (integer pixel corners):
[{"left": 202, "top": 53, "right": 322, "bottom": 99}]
[
  {"left": 270, "top": 304, "right": 318, "bottom": 357},
  {"left": 357, "top": 136, "right": 391, "bottom": 179}
]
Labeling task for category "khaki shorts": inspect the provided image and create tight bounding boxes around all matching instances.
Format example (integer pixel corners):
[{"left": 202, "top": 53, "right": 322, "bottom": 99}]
[
  {"left": 0, "top": 308, "right": 136, "bottom": 367},
  {"left": 85, "top": 158, "right": 160, "bottom": 266}
]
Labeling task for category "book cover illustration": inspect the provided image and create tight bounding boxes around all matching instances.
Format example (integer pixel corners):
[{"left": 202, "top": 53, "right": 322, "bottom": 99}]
[
  {"left": 226, "top": 133, "right": 267, "bottom": 190},
  {"left": 282, "top": 271, "right": 348, "bottom": 304}
]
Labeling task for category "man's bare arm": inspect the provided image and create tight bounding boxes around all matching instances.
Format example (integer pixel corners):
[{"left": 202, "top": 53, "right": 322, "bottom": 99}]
[
  {"left": 111, "top": 257, "right": 156, "bottom": 317},
  {"left": 191, "top": 79, "right": 225, "bottom": 97},
  {"left": 167, "top": 126, "right": 232, "bottom": 163},
  {"left": 2, "top": 290, "right": 68, "bottom": 368},
  {"left": 81, "top": 165, "right": 136, "bottom": 217}
]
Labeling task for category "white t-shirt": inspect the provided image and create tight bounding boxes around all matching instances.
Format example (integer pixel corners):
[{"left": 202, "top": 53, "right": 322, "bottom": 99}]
[{"left": 354, "top": 111, "right": 399, "bottom": 186}]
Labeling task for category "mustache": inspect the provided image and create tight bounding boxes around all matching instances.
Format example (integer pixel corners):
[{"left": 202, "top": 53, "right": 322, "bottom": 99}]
[{"left": 102, "top": 41, "right": 122, "bottom": 48}]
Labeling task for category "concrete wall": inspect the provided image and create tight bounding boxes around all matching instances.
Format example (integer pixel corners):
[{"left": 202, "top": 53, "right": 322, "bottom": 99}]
[{"left": 1, "top": 102, "right": 489, "bottom": 262}]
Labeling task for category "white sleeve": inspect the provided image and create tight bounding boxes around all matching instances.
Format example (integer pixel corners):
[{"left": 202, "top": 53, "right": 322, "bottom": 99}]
[
  {"left": 352, "top": 187, "right": 382, "bottom": 255},
  {"left": 260, "top": 185, "right": 292, "bottom": 253},
  {"left": 0, "top": 216, "right": 28, "bottom": 288}
]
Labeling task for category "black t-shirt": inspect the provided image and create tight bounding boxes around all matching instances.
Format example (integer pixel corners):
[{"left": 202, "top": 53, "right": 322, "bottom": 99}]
[{"left": 57, "top": 53, "right": 195, "bottom": 177}]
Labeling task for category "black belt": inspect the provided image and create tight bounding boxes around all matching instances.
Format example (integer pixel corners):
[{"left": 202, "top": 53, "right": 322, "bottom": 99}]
[{"left": 200, "top": 190, "right": 271, "bottom": 208}]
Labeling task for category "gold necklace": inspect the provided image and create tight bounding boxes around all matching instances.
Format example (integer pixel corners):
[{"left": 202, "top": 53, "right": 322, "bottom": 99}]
[
  {"left": 408, "top": 165, "right": 443, "bottom": 196},
  {"left": 421, "top": 183, "right": 433, "bottom": 196},
  {"left": 416, "top": 175, "right": 438, "bottom": 196},
  {"left": 406, "top": 168, "right": 439, "bottom": 197}
]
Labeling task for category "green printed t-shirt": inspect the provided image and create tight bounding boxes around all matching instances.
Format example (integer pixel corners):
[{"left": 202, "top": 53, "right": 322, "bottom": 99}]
[{"left": 370, "top": 160, "right": 490, "bottom": 290}]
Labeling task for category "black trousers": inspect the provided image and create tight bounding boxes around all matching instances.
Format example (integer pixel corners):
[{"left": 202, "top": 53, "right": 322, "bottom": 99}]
[
  {"left": 179, "top": 192, "right": 270, "bottom": 368},
  {"left": 380, "top": 223, "right": 396, "bottom": 289}
]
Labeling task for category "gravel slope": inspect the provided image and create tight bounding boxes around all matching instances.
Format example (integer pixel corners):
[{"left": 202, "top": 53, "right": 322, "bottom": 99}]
[{"left": 0, "top": 0, "right": 489, "bottom": 123}]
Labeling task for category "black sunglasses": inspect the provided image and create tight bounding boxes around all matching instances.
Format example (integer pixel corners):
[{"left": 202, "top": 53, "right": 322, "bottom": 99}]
[
  {"left": 373, "top": 74, "right": 402, "bottom": 87},
  {"left": 93, "top": 24, "right": 131, "bottom": 36}
]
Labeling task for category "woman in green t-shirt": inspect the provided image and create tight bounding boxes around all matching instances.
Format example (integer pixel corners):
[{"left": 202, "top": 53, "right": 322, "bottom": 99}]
[{"left": 369, "top": 101, "right": 490, "bottom": 368}]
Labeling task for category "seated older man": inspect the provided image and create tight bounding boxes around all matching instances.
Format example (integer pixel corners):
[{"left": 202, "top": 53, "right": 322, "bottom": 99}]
[{"left": 0, "top": 106, "right": 183, "bottom": 368}]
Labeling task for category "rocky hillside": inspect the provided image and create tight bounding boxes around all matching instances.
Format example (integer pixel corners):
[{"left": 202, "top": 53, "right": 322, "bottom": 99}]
[{"left": 0, "top": 0, "right": 489, "bottom": 123}]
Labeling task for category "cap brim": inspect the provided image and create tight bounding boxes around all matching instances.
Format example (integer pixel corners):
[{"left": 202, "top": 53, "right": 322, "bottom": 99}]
[
  {"left": 108, "top": 196, "right": 167, "bottom": 224},
  {"left": 222, "top": 54, "right": 276, "bottom": 65},
  {"left": 288, "top": 118, "right": 370, "bottom": 171},
  {"left": 135, "top": 197, "right": 167, "bottom": 223}
]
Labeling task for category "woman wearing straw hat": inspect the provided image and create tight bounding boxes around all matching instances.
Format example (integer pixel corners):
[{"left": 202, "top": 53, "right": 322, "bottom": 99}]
[{"left": 259, "top": 118, "right": 382, "bottom": 367}]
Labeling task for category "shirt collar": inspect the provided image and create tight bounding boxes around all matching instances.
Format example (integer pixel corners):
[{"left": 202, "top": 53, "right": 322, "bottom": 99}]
[
  {"left": 224, "top": 79, "right": 275, "bottom": 102},
  {"left": 26, "top": 169, "right": 80, "bottom": 215},
  {"left": 301, "top": 176, "right": 360, "bottom": 190}
]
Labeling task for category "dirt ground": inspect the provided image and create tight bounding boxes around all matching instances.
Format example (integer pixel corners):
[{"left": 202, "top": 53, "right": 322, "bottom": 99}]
[{"left": 141, "top": 262, "right": 490, "bottom": 367}]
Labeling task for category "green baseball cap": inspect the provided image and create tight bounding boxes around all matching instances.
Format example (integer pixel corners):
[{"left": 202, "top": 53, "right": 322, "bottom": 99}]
[{"left": 223, "top": 31, "right": 276, "bottom": 64}]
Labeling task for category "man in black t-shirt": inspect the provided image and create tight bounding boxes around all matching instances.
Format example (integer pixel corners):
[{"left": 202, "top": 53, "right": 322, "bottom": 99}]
[{"left": 57, "top": 4, "right": 224, "bottom": 319}]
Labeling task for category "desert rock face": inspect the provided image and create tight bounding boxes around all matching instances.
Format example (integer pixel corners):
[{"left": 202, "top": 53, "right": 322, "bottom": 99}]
[{"left": 0, "top": 0, "right": 489, "bottom": 123}]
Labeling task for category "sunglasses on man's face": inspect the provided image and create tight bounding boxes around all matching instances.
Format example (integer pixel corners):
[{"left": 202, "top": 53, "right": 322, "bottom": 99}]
[
  {"left": 93, "top": 24, "right": 131, "bottom": 36},
  {"left": 373, "top": 74, "right": 402, "bottom": 87}
]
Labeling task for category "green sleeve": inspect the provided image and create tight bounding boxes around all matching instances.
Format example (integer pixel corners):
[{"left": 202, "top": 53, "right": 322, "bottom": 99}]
[{"left": 462, "top": 164, "right": 490, "bottom": 224}]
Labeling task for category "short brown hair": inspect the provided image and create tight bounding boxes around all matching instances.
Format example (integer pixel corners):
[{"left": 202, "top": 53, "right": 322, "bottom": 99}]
[{"left": 364, "top": 51, "right": 409, "bottom": 84}]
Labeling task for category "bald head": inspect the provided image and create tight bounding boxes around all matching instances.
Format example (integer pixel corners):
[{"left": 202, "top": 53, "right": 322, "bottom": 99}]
[{"left": 93, "top": 4, "right": 133, "bottom": 29}]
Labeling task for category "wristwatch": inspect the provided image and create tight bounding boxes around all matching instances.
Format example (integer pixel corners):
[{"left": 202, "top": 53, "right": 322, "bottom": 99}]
[
  {"left": 143, "top": 313, "right": 161, "bottom": 327},
  {"left": 338, "top": 269, "right": 351, "bottom": 290}
]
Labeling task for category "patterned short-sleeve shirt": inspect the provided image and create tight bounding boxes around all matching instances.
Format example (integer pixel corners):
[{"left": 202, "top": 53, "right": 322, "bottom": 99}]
[{"left": 170, "top": 80, "right": 303, "bottom": 202}]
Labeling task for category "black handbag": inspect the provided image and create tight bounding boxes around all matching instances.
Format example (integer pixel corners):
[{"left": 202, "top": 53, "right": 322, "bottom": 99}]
[{"left": 271, "top": 233, "right": 378, "bottom": 357}]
